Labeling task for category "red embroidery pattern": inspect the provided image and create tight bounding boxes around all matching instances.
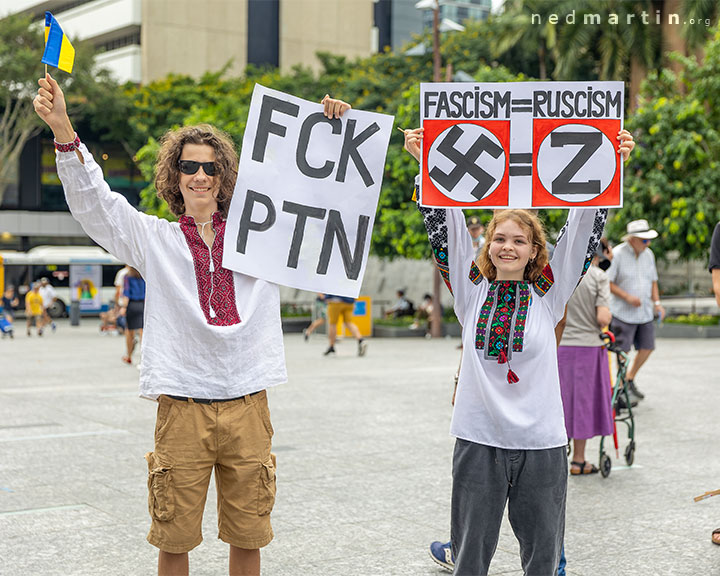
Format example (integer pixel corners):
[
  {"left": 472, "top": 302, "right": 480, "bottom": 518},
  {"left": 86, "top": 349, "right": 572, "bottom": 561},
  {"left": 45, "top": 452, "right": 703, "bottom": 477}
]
[
  {"left": 512, "top": 284, "right": 530, "bottom": 352},
  {"left": 54, "top": 133, "right": 80, "bottom": 152},
  {"left": 476, "top": 281, "right": 529, "bottom": 356},
  {"left": 534, "top": 264, "right": 554, "bottom": 296},
  {"left": 179, "top": 212, "right": 241, "bottom": 326}
]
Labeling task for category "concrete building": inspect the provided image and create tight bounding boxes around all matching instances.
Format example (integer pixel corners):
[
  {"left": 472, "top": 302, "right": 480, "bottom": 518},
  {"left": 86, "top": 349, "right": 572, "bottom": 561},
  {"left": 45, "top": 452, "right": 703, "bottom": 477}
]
[
  {"left": 375, "top": 0, "right": 491, "bottom": 53},
  {"left": 0, "top": 0, "right": 382, "bottom": 252},
  {"left": 1, "top": 0, "right": 383, "bottom": 84},
  {"left": 2, "top": 0, "right": 493, "bottom": 83},
  {"left": 0, "top": 0, "right": 491, "bottom": 263}
]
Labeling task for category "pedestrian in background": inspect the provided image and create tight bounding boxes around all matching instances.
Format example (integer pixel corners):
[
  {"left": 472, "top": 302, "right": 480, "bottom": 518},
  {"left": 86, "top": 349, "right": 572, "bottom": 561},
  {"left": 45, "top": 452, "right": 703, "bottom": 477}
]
[
  {"left": 2, "top": 286, "right": 19, "bottom": 322},
  {"left": 121, "top": 267, "right": 145, "bottom": 365},
  {"left": 302, "top": 293, "right": 326, "bottom": 341},
  {"left": 558, "top": 242, "right": 614, "bottom": 475},
  {"left": 324, "top": 294, "right": 367, "bottom": 356},
  {"left": 607, "top": 219, "right": 665, "bottom": 403},
  {"left": 39, "top": 277, "right": 58, "bottom": 333},
  {"left": 384, "top": 288, "right": 414, "bottom": 319},
  {"left": 708, "top": 220, "right": 720, "bottom": 546},
  {"left": 25, "top": 282, "right": 44, "bottom": 337},
  {"left": 467, "top": 215, "right": 485, "bottom": 258},
  {"left": 1, "top": 285, "right": 18, "bottom": 338},
  {"left": 710, "top": 221, "right": 720, "bottom": 308},
  {"left": 410, "top": 293, "right": 435, "bottom": 332},
  {"left": 114, "top": 264, "right": 131, "bottom": 331}
]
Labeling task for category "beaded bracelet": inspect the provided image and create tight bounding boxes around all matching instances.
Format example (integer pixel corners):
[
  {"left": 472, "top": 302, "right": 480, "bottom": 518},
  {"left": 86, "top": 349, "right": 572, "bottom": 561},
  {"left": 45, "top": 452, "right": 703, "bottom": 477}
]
[{"left": 54, "top": 133, "right": 80, "bottom": 153}]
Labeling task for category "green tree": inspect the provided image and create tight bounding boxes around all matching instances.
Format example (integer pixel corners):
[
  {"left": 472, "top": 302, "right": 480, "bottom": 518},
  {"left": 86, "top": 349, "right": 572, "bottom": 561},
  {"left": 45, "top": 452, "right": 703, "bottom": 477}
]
[
  {"left": 680, "top": 0, "right": 718, "bottom": 49},
  {"left": 554, "top": 0, "right": 660, "bottom": 82},
  {"left": 0, "top": 13, "right": 124, "bottom": 204},
  {"left": 491, "top": 0, "right": 561, "bottom": 79},
  {"left": 614, "top": 25, "right": 720, "bottom": 261},
  {"left": 441, "top": 18, "right": 545, "bottom": 79}
]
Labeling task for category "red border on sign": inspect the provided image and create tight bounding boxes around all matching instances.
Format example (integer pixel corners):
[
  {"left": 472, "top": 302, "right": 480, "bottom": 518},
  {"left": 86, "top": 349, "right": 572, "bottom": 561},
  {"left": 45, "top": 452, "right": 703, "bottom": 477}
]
[
  {"left": 421, "top": 120, "right": 510, "bottom": 207},
  {"left": 531, "top": 118, "right": 622, "bottom": 208}
]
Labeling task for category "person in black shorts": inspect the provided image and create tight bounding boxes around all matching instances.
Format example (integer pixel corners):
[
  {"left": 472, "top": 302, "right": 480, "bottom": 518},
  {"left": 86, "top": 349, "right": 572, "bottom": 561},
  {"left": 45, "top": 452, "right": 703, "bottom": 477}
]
[{"left": 122, "top": 267, "right": 146, "bottom": 365}]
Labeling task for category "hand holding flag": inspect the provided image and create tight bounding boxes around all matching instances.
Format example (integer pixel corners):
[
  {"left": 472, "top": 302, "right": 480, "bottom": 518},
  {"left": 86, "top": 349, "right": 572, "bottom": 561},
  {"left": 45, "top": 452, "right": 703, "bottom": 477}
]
[
  {"left": 42, "top": 12, "right": 75, "bottom": 74},
  {"left": 34, "top": 74, "right": 75, "bottom": 144}
]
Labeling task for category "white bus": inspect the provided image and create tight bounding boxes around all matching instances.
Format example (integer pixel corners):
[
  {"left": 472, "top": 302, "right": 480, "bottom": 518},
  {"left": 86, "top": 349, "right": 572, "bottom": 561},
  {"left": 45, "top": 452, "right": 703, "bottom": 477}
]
[{"left": 0, "top": 246, "right": 123, "bottom": 317}]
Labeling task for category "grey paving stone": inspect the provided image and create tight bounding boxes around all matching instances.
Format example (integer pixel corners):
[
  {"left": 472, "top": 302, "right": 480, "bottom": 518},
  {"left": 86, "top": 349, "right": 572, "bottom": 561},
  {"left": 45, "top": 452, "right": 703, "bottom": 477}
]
[{"left": 1, "top": 320, "right": 719, "bottom": 575}]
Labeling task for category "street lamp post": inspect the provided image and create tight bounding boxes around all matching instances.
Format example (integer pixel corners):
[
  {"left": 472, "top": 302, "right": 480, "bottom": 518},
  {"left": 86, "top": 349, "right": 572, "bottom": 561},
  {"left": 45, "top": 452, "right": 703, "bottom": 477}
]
[
  {"left": 415, "top": 0, "right": 466, "bottom": 339},
  {"left": 429, "top": 2, "right": 444, "bottom": 339}
]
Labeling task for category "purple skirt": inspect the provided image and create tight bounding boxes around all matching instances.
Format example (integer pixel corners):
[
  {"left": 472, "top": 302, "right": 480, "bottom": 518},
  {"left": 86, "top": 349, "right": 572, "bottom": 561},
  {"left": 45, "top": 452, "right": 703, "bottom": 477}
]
[{"left": 557, "top": 346, "right": 613, "bottom": 439}]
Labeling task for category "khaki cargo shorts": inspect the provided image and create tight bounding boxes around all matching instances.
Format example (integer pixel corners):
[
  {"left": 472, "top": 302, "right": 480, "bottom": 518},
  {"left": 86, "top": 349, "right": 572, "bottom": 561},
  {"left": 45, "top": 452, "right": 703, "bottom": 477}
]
[{"left": 145, "top": 390, "right": 276, "bottom": 553}]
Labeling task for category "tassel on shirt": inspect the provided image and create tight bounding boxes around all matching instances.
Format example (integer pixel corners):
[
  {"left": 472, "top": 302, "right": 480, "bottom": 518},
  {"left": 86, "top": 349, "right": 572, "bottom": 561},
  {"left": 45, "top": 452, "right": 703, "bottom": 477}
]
[{"left": 498, "top": 350, "right": 519, "bottom": 384}]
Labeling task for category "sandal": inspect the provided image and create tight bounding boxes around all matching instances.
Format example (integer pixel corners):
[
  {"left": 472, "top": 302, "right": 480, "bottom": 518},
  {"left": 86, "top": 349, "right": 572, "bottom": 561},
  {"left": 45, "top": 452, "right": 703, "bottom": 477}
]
[
  {"left": 121, "top": 355, "right": 132, "bottom": 364},
  {"left": 570, "top": 460, "right": 599, "bottom": 475},
  {"left": 713, "top": 528, "right": 720, "bottom": 546}
]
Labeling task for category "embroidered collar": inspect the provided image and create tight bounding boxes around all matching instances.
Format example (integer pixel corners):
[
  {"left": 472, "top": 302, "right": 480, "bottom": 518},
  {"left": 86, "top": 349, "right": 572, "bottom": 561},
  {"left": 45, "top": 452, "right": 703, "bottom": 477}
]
[
  {"left": 475, "top": 280, "right": 531, "bottom": 383},
  {"left": 178, "top": 211, "right": 241, "bottom": 326},
  {"left": 178, "top": 211, "right": 224, "bottom": 227}
]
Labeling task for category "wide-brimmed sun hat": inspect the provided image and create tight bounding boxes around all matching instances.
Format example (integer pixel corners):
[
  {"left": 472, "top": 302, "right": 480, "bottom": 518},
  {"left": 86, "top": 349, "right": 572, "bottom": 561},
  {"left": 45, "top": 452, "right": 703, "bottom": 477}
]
[{"left": 622, "top": 219, "right": 658, "bottom": 241}]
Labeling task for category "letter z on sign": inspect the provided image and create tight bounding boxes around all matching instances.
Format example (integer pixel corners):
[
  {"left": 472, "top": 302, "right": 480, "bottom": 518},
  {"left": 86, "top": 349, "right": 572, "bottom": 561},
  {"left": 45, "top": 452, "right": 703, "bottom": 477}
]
[{"left": 532, "top": 118, "right": 622, "bottom": 207}]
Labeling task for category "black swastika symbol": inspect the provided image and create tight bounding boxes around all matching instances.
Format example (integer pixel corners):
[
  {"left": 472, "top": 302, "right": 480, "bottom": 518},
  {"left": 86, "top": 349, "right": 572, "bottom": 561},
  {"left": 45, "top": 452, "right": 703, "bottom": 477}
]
[{"left": 429, "top": 125, "right": 504, "bottom": 200}]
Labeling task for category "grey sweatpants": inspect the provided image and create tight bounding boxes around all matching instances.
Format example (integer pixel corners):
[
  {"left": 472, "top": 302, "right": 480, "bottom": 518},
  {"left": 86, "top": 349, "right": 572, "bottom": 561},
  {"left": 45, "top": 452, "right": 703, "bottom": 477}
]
[{"left": 451, "top": 439, "right": 567, "bottom": 576}]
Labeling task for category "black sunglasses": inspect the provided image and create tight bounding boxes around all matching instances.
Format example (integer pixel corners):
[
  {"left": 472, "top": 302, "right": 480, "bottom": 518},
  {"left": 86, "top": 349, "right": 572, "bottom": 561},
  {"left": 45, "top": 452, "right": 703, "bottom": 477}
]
[{"left": 178, "top": 160, "right": 217, "bottom": 176}]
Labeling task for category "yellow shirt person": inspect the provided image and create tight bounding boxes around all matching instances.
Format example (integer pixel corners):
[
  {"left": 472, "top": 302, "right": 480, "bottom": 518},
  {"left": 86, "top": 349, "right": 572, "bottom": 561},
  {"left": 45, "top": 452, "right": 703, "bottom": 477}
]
[{"left": 25, "top": 290, "right": 44, "bottom": 317}]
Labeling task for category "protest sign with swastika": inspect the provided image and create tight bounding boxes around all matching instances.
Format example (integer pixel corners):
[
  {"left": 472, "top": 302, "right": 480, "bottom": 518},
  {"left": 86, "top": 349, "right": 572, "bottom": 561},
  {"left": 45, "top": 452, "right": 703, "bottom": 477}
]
[{"left": 419, "top": 82, "right": 624, "bottom": 209}]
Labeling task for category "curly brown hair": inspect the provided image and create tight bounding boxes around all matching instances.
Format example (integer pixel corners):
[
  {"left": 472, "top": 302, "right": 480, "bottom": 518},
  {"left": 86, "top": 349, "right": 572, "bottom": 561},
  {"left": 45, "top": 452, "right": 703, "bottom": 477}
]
[
  {"left": 477, "top": 210, "right": 549, "bottom": 283},
  {"left": 154, "top": 124, "right": 238, "bottom": 218}
]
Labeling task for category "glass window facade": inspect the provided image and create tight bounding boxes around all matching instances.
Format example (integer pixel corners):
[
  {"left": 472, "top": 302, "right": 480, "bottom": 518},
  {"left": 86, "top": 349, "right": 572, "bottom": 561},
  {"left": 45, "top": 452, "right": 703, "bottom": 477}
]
[{"left": 0, "top": 136, "right": 146, "bottom": 213}]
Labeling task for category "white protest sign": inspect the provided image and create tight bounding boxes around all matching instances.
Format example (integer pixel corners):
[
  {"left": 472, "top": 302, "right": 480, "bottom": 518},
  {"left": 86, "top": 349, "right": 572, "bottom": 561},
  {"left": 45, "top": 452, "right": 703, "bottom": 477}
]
[
  {"left": 420, "top": 81, "right": 624, "bottom": 209},
  {"left": 223, "top": 85, "right": 394, "bottom": 298}
]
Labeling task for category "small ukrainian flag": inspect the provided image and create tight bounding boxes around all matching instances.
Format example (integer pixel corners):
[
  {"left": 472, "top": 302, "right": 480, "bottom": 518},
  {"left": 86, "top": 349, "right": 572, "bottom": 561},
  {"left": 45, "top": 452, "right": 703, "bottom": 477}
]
[{"left": 42, "top": 12, "right": 75, "bottom": 74}]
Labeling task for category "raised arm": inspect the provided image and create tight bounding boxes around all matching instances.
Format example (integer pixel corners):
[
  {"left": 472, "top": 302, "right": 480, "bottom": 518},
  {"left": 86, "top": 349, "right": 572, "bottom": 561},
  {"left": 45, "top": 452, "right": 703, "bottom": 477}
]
[
  {"left": 404, "top": 128, "right": 478, "bottom": 317},
  {"left": 542, "top": 208, "right": 608, "bottom": 322},
  {"left": 33, "top": 74, "right": 156, "bottom": 272}
]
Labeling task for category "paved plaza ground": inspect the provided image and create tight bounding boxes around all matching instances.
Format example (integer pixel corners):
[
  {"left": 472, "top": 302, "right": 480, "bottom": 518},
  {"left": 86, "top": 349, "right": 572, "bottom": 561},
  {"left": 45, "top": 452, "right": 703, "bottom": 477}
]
[{"left": 0, "top": 320, "right": 718, "bottom": 575}]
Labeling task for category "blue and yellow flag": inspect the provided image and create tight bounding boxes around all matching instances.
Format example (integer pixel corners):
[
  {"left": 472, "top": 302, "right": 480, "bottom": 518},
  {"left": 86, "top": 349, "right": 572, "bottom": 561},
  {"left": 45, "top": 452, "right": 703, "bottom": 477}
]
[{"left": 42, "top": 12, "right": 75, "bottom": 74}]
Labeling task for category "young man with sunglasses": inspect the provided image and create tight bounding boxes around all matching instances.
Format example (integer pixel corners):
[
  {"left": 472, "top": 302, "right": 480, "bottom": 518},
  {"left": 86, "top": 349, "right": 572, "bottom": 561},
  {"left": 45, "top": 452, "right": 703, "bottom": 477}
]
[
  {"left": 607, "top": 219, "right": 665, "bottom": 403},
  {"left": 33, "top": 73, "right": 350, "bottom": 576}
]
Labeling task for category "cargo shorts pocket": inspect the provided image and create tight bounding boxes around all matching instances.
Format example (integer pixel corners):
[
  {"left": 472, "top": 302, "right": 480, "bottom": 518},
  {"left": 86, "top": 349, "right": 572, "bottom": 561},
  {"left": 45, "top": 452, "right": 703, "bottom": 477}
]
[
  {"left": 257, "top": 455, "right": 277, "bottom": 516},
  {"left": 146, "top": 452, "right": 175, "bottom": 522},
  {"left": 252, "top": 392, "right": 274, "bottom": 438},
  {"left": 154, "top": 396, "right": 179, "bottom": 441}
]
